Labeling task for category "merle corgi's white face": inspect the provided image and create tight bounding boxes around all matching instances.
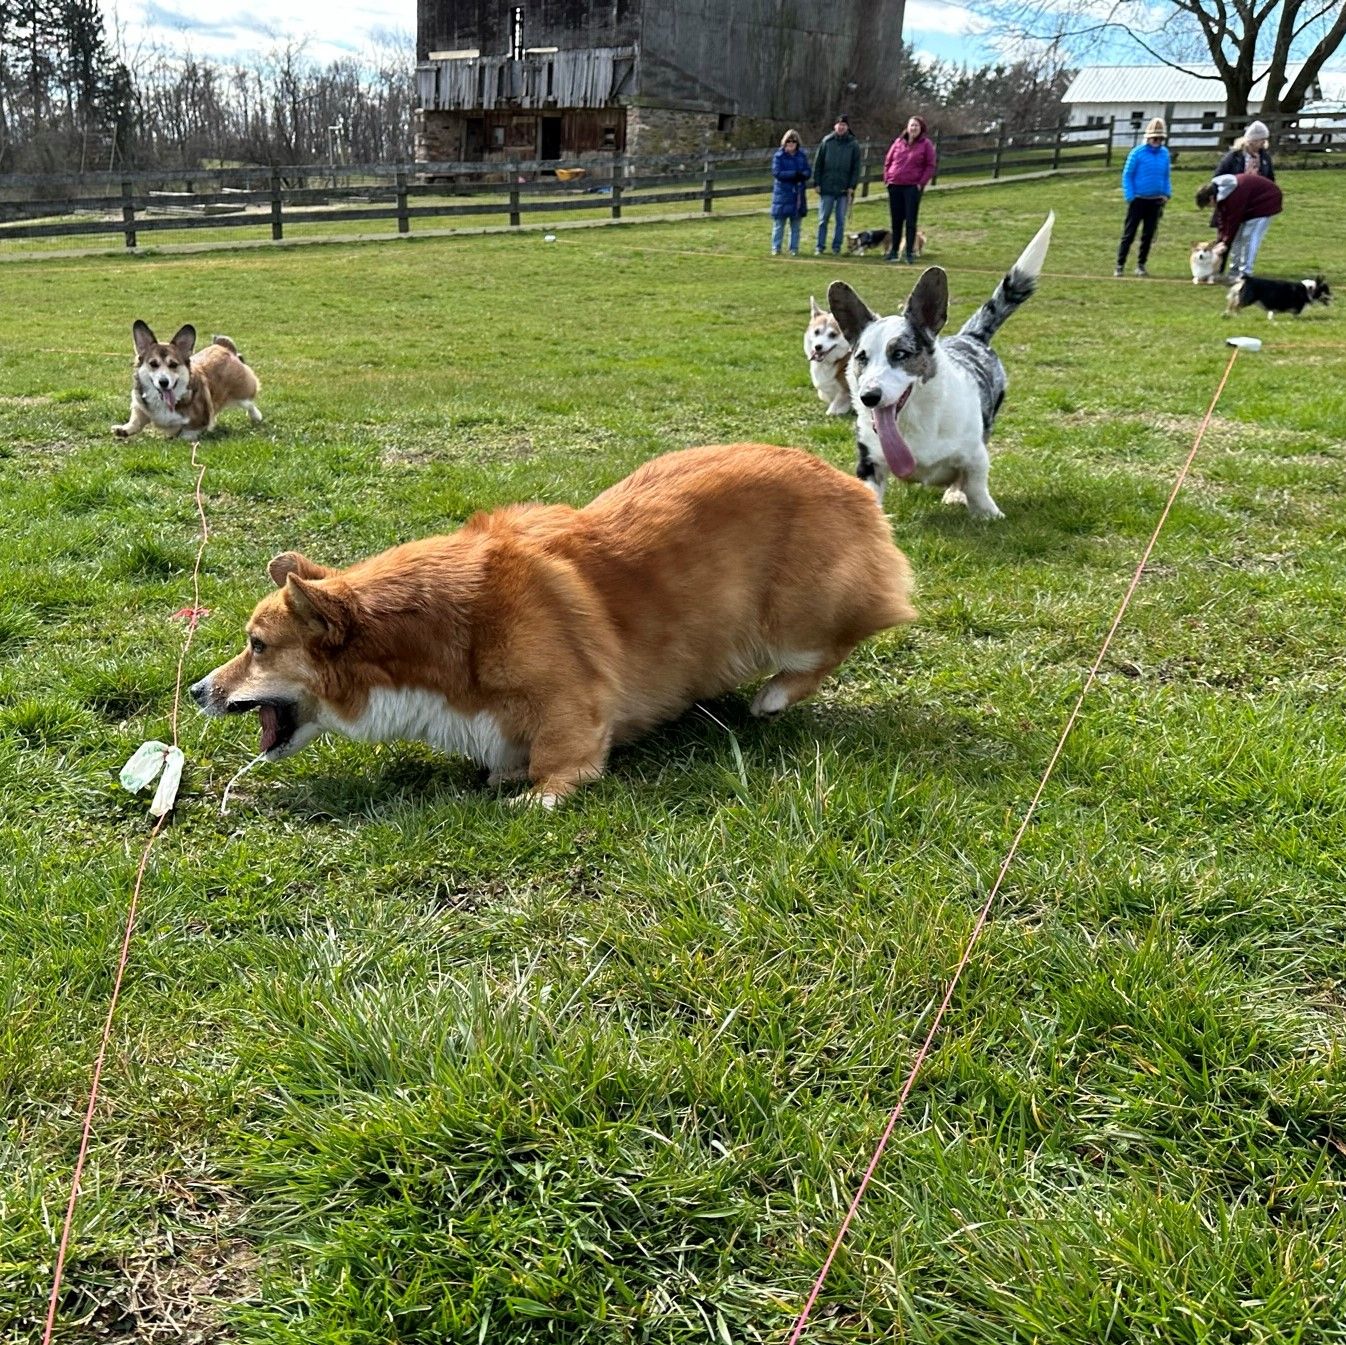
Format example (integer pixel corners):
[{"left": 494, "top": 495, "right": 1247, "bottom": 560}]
[{"left": 804, "top": 297, "right": 849, "bottom": 364}]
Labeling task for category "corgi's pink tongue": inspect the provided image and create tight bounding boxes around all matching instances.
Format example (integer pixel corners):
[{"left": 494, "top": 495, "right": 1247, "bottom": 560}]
[
  {"left": 258, "top": 705, "right": 280, "bottom": 754},
  {"left": 163, "top": 387, "right": 176, "bottom": 412},
  {"left": 873, "top": 391, "right": 916, "bottom": 478}
]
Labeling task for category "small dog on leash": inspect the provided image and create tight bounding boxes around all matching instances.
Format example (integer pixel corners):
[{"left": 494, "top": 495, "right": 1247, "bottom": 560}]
[
  {"left": 845, "top": 227, "right": 926, "bottom": 259},
  {"left": 804, "top": 297, "right": 852, "bottom": 415},
  {"left": 191, "top": 444, "right": 915, "bottom": 807},
  {"left": 846, "top": 228, "right": 890, "bottom": 257},
  {"left": 1224, "top": 273, "right": 1331, "bottom": 320},
  {"left": 114, "top": 320, "right": 262, "bottom": 440},
  {"left": 828, "top": 212, "right": 1054, "bottom": 518},
  {"left": 1190, "top": 242, "right": 1219, "bottom": 285}
]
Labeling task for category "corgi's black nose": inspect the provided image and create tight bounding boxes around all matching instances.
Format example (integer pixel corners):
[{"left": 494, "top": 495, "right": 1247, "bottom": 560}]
[{"left": 860, "top": 388, "right": 882, "bottom": 407}]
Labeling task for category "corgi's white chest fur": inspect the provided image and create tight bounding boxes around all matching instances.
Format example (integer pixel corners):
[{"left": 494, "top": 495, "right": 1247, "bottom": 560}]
[
  {"left": 332, "top": 686, "right": 515, "bottom": 770},
  {"left": 136, "top": 377, "right": 190, "bottom": 429}
]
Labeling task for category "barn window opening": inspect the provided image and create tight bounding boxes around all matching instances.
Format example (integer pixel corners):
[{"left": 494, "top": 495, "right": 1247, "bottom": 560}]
[
  {"left": 1130, "top": 109, "right": 1144, "bottom": 128},
  {"left": 602, "top": 125, "right": 617, "bottom": 148},
  {"left": 1201, "top": 110, "right": 1216, "bottom": 130},
  {"left": 511, "top": 7, "right": 525, "bottom": 60},
  {"left": 718, "top": 113, "right": 735, "bottom": 135}
]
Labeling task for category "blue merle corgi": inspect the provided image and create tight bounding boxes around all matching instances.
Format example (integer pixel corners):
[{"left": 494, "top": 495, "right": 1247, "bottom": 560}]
[{"left": 828, "top": 213, "right": 1054, "bottom": 519}]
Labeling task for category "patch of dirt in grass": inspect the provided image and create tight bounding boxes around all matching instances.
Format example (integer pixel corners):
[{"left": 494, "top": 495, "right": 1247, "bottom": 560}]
[
  {"left": 379, "top": 441, "right": 440, "bottom": 468},
  {"left": 84, "top": 1187, "right": 260, "bottom": 1342},
  {"left": 20, "top": 439, "right": 81, "bottom": 461},
  {"left": 0, "top": 394, "right": 52, "bottom": 406}
]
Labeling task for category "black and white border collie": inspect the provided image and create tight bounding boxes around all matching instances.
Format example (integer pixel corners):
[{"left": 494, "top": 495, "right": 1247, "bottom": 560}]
[
  {"left": 846, "top": 228, "right": 890, "bottom": 257},
  {"left": 1225, "top": 274, "right": 1332, "bottom": 320},
  {"left": 827, "top": 213, "right": 1054, "bottom": 519}
]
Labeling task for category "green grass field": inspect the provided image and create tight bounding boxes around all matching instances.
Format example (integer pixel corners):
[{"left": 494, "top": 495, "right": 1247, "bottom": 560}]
[{"left": 1, "top": 168, "right": 1344, "bottom": 1343}]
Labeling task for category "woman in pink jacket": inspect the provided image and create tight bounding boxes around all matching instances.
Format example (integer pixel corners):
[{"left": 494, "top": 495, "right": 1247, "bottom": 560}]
[{"left": 884, "top": 115, "right": 937, "bottom": 263}]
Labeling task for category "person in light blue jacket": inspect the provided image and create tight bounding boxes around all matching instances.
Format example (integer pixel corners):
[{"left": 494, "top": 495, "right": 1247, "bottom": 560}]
[{"left": 1114, "top": 117, "right": 1172, "bottom": 277}]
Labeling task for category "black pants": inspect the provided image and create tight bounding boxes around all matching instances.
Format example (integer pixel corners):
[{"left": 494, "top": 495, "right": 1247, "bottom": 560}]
[
  {"left": 1117, "top": 197, "right": 1164, "bottom": 267},
  {"left": 887, "top": 184, "right": 923, "bottom": 259}
]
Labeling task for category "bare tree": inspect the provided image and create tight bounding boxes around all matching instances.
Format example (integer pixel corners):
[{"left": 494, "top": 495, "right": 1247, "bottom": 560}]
[{"left": 976, "top": 0, "right": 1346, "bottom": 118}]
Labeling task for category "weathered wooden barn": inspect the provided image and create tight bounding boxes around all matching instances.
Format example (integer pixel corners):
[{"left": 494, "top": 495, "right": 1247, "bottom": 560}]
[{"left": 415, "top": 0, "right": 907, "bottom": 163}]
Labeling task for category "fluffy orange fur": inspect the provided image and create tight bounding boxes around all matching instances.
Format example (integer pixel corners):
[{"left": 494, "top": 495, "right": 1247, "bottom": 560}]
[{"left": 196, "top": 443, "right": 915, "bottom": 803}]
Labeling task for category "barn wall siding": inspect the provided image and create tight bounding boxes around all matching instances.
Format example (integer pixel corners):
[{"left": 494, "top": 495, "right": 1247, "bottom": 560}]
[
  {"left": 417, "top": 0, "right": 636, "bottom": 62},
  {"left": 416, "top": 0, "right": 905, "bottom": 157}
]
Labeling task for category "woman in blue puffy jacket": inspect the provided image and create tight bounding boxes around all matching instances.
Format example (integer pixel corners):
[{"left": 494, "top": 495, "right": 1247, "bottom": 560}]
[
  {"left": 770, "top": 130, "right": 811, "bottom": 256},
  {"left": 1114, "top": 117, "right": 1172, "bottom": 277}
]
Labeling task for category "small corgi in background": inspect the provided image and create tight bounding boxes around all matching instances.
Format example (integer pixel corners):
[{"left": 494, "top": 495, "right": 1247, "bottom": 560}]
[
  {"left": 114, "top": 320, "right": 262, "bottom": 440},
  {"left": 804, "top": 296, "right": 852, "bottom": 415},
  {"left": 1190, "top": 242, "right": 1219, "bottom": 285}
]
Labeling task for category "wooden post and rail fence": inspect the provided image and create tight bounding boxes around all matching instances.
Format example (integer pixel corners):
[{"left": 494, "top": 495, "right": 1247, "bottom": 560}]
[{"left": 1, "top": 109, "right": 1336, "bottom": 251}]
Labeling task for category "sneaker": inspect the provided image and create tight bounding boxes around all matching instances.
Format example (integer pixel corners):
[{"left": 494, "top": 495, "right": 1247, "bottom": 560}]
[
  {"left": 1113, "top": 265, "right": 1124, "bottom": 277},
  {"left": 1135, "top": 265, "right": 1148, "bottom": 277},
  {"left": 904, "top": 253, "right": 915, "bottom": 264},
  {"left": 814, "top": 247, "right": 823, "bottom": 256},
  {"left": 771, "top": 248, "right": 781, "bottom": 256}
]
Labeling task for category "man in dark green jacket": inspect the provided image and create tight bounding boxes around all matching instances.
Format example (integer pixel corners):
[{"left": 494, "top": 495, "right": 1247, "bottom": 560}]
[{"left": 813, "top": 115, "right": 862, "bottom": 256}]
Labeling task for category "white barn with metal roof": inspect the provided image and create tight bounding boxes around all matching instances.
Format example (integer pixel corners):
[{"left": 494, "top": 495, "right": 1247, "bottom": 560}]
[{"left": 1061, "top": 64, "right": 1318, "bottom": 148}]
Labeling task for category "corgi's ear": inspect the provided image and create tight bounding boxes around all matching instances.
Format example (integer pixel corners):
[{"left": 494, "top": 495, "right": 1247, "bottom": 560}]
[
  {"left": 132, "top": 320, "right": 156, "bottom": 356},
  {"left": 828, "top": 282, "right": 877, "bottom": 345},
  {"left": 810, "top": 295, "right": 823, "bottom": 317},
  {"left": 169, "top": 324, "right": 197, "bottom": 360},
  {"left": 285, "top": 574, "right": 351, "bottom": 646},
  {"left": 905, "top": 267, "right": 949, "bottom": 339},
  {"left": 269, "top": 552, "right": 335, "bottom": 587}
]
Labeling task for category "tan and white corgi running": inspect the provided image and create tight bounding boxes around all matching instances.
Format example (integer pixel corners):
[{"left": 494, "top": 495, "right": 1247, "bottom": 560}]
[
  {"left": 114, "top": 320, "right": 262, "bottom": 440},
  {"left": 191, "top": 443, "right": 915, "bottom": 807},
  {"left": 804, "top": 297, "right": 852, "bottom": 415}
]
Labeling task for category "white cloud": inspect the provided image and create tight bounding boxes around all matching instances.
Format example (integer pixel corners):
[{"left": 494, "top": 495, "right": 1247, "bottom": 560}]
[
  {"left": 107, "top": 0, "right": 412, "bottom": 67},
  {"left": 904, "top": 0, "right": 992, "bottom": 39}
]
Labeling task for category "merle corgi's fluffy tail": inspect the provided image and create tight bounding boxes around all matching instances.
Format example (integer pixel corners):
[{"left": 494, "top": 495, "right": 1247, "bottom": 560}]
[{"left": 958, "top": 212, "right": 1054, "bottom": 345}]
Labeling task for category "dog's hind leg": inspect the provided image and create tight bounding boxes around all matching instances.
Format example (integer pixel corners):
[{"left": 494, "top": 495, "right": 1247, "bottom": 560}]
[
  {"left": 750, "top": 646, "right": 853, "bottom": 719},
  {"left": 962, "top": 456, "right": 1004, "bottom": 521}
]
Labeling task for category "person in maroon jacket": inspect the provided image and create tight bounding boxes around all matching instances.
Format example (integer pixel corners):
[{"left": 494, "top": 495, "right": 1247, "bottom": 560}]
[
  {"left": 883, "top": 115, "right": 937, "bottom": 263},
  {"left": 1195, "top": 172, "right": 1283, "bottom": 280}
]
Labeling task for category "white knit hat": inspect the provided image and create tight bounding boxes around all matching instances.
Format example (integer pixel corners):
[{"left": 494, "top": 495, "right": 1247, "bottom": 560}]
[{"left": 1244, "top": 120, "right": 1270, "bottom": 142}]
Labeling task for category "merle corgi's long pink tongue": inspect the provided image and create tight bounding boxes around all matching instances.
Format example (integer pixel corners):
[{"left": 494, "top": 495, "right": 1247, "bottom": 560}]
[
  {"left": 872, "top": 388, "right": 916, "bottom": 478},
  {"left": 163, "top": 387, "right": 176, "bottom": 412},
  {"left": 258, "top": 705, "right": 279, "bottom": 754}
]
